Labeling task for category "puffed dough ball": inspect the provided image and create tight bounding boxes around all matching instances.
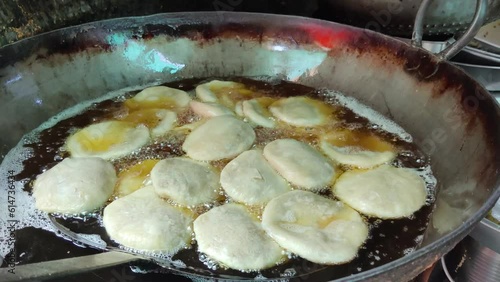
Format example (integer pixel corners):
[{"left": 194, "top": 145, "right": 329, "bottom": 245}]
[
  {"left": 33, "top": 157, "right": 117, "bottom": 213},
  {"left": 189, "top": 100, "right": 234, "bottom": 117},
  {"left": 151, "top": 158, "right": 219, "bottom": 207},
  {"left": 263, "top": 139, "right": 335, "bottom": 191},
  {"left": 124, "top": 86, "right": 191, "bottom": 111},
  {"left": 242, "top": 99, "right": 276, "bottom": 128},
  {"left": 333, "top": 164, "right": 427, "bottom": 219},
  {"left": 269, "top": 96, "right": 333, "bottom": 127},
  {"left": 220, "top": 150, "right": 290, "bottom": 205},
  {"left": 182, "top": 116, "right": 256, "bottom": 161},
  {"left": 150, "top": 110, "right": 176, "bottom": 137},
  {"left": 321, "top": 141, "right": 396, "bottom": 169},
  {"left": 262, "top": 190, "right": 368, "bottom": 264},
  {"left": 103, "top": 186, "right": 193, "bottom": 253},
  {"left": 193, "top": 203, "right": 284, "bottom": 270},
  {"left": 234, "top": 101, "right": 244, "bottom": 117},
  {"left": 195, "top": 80, "right": 248, "bottom": 103},
  {"left": 66, "top": 120, "right": 150, "bottom": 160}
]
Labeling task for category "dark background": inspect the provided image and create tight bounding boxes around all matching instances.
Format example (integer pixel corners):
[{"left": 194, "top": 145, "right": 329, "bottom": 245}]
[{"left": 0, "top": 0, "right": 322, "bottom": 46}]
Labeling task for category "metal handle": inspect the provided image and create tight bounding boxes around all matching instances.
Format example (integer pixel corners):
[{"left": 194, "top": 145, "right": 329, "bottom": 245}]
[
  {"left": 441, "top": 256, "right": 456, "bottom": 282},
  {"left": 492, "top": 91, "right": 500, "bottom": 101},
  {"left": 0, "top": 252, "right": 139, "bottom": 281},
  {"left": 412, "top": 0, "right": 489, "bottom": 60}
]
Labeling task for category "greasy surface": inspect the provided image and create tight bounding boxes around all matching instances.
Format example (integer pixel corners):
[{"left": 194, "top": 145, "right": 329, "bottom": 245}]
[
  {"left": 0, "top": 0, "right": 323, "bottom": 46},
  {"left": 102, "top": 186, "right": 193, "bottom": 252},
  {"left": 8, "top": 77, "right": 435, "bottom": 280},
  {"left": 262, "top": 190, "right": 368, "bottom": 264},
  {"left": 2, "top": 1, "right": 500, "bottom": 46},
  {"left": 333, "top": 165, "right": 427, "bottom": 219},
  {"left": 0, "top": 12, "right": 498, "bottom": 282},
  {"left": 317, "top": 0, "right": 500, "bottom": 38},
  {"left": 0, "top": 13, "right": 498, "bottom": 155},
  {"left": 151, "top": 158, "right": 219, "bottom": 206},
  {"left": 220, "top": 149, "right": 290, "bottom": 205},
  {"left": 193, "top": 203, "right": 284, "bottom": 271}
]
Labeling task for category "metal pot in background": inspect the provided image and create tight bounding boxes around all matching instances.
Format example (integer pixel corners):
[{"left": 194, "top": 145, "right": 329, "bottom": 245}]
[
  {"left": 0, "top": 10, "right": 499, "bottom": 282},
  {"left": 318, "top": 0, "right": 500, "bottom": 38},
  {"left": 2, "top": 0, "right": 500, "bottom": 46},
  {"left": 441, "top": 211, "right": 500, "bottom": 282},
  {"left": 452, "top": 60, "right": 500, "bottom": 93},
  {"left": 0, "top": 0, "right": 319, "bottom": 46}
]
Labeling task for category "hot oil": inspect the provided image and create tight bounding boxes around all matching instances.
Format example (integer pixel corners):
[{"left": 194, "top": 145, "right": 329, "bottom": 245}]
[
  {"left": 13, "top": 99, "right": 126, "bottom": 189},
  {"left": 13, "top": 77, "right": 436, "bottom": 280}
]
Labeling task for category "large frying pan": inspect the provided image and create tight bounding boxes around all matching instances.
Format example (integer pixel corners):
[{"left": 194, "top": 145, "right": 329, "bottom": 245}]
[
  {"left": 0, "top": 11, "right": 499, "bottom": 282},
  {"left": 319, "top": 0, "right": 500, "bottom": 37}
]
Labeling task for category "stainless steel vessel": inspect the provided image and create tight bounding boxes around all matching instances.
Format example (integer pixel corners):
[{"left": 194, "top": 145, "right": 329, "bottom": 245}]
[
  {"left": 320, "top": 0, "right": 500, "bottom": 37},
  {"left": 0, "top": 12, "right": 499, "bottom": 281}
]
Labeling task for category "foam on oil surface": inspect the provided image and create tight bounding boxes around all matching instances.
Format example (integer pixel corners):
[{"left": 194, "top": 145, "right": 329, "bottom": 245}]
[
  {"left": 0, "top": 78, "right": 436, "bottom": 280},
  {"left": 0, "top": 158, "right": 51, "bottom": 258},
  {"left": 0, "top": 82, "right": 163, "bottom": 259}
]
